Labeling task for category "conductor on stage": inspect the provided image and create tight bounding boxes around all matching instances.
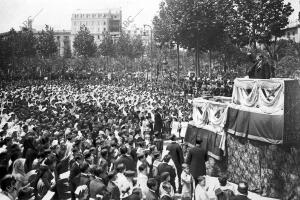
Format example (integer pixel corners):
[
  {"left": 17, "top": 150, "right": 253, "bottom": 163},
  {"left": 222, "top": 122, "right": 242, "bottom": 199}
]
[{"left": 248, "top": 53, "right": 274, "bottom": 79}]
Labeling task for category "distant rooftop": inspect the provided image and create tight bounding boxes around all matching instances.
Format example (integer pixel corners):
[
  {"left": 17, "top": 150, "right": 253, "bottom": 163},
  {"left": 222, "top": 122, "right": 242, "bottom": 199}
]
[
  {"left": 286, "top": 20, "right": 300, "bottom": 29},
  {"left": 73, "top": 8, "right": 121, "bottom": 14}
]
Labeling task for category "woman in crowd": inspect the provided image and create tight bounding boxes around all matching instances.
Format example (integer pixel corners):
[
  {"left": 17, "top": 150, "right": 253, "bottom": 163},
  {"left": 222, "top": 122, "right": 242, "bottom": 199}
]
[{"left": 195, "top": 176, "right": 210, "bottom": 200}]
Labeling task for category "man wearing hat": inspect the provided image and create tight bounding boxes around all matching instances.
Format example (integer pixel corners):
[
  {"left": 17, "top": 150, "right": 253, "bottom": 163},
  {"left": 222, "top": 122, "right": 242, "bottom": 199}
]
[
  {"left": 69, "top": 153, "right": 83, "bottom": 200},
  {"left": 166, "top": 134, "right": 184, "bottom": 192},
  {"left": 17, "top": 186, "right": 35, "bottom": 200},
  {"left": 145, "top": 178, "right": 159, "bottom": 200},
  {"left": 107, "top": 171, "right": 120, "bottom": 200},
  {"left": 114, "top": 145, "right": 136, "bottom": 172},
  {"left": 248, "top": 53, "right": 273, "bottom": 79},
  {"left": 89, "top": 166, "right": 107, "bottom": 200},
  {"left": 157, "top": 154, "right": 176, "bottom": 192},
  {"left": 154, "top": 108, "right": 163, "bottom": 137},
  {"left": 231, "top": 182, "right": 250, "bottom": 200},
  {"left": 186, "top": 138, "right": 208, "bottom": 186}
]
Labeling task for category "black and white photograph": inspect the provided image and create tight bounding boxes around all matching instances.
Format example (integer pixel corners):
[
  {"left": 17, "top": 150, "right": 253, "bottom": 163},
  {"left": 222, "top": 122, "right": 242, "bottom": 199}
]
[{"left": 0, "top": 0, "right": 300, "bottom": 199}]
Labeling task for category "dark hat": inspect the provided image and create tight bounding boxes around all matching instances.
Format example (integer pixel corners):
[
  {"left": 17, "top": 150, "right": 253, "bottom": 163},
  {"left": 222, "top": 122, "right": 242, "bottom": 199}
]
[
  {"left": 116, "top": 163, "right": 125, "bottom": 171},
  {"left": 237, "top": 182, "right": 248, "bottom": 195},
  {"left": 169, "top": 134, "right": 177, "bottom": 141},
  {"left": 137, "top": 152, "right": 145, "bottom": 159},
  {"left": 160, "top": 172, "right": 170, "bottom": 181},
  {"left": 153, "top": 151, "right": 160, "bottom": 156},
  {"left": 195, "top": 138, "right": 203, "bottom": 145},
  {"left": 83, "top": 150, "right": 91, "bottom": 158},
  {"left": 124, "top": 170, "right": 136, "bottom": 177},
  {"left": 108, "top": 171, "right": 117, "bottom": 179},
  {"left": 17, "top": 186, "right": 35, "bottom": 200},
  {"left": 101, "top": 148, "right": 108, "bottom": 154}
]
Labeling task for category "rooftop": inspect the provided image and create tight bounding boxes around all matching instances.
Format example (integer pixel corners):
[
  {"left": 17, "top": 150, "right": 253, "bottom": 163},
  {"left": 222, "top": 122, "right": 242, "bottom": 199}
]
[
  {"left": 285, "top": 20, "right": 300, "bottom": 29},
  {"left": 72, "top": 8, "right": 121, "bottom": 14}
]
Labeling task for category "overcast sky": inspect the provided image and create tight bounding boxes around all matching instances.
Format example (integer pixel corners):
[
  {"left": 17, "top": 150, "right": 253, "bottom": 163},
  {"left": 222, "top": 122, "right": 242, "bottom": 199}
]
[
  {"left": 0, "top": 0, "right": 299, "bottom": 33},
  {"left": 0, "top": 0, "right": 162, "bottom": 32}
]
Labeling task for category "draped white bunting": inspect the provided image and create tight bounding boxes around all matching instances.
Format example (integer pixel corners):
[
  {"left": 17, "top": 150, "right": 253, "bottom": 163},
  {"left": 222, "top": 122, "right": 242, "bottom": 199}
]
[{"left": 232, "top": 78, "right": 284, "bottom": 114}]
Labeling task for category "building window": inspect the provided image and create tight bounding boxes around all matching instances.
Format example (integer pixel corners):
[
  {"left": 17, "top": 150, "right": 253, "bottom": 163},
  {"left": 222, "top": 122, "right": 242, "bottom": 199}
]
[
  {"left": 103, "top": 14, "right": 106, "bottom": 17},
  {"left": 98, "top": 35, "right": 100, "bottom": 39},
  {"left": 104, "top": 28, "right": 106, "bottom": 31},
  {"left": 74, "top": 22, "right": 76, "bottom": 25},
  {"left": 91, "top": 21, "right": 94, "bottom": 25},
  {"left": 104, "top": 21, "right": 106, "bottom": 25},
  {"left": 57, "top": 36, "right": 60, "bottom": 40}
]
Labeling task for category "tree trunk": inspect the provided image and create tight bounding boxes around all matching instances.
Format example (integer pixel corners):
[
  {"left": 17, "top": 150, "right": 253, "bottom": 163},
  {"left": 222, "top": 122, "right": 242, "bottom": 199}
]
[
  {"left": 209, "top": 50, "right": 212, "bottom": 79},
  {"left": 177, "top": 43, "right": 180, "bottom": 84},
  {"left": 196, "top": 38, "right": 199, "bottom": 79}
]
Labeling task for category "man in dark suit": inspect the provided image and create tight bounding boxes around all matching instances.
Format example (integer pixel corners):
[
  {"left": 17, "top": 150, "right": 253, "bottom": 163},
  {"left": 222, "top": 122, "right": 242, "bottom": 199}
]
[
  {"left": 145, "top": 178, "right": 159, "bottom": 200},
  {"left": 231, "top": 182, "right": 251, "bottom": 200},
  {"left": 166, "top": 134, "right": 184, "bottom": 192},
  {"left": 114, "top": 145, "right": 136, "bottom": 172},
  {"left": 89, "top": 166, "right": 109, "bottom": 200},
  {"left": 154, "top": 108, "right": 163, "bottom": 136},
  {"left": 157, "top": 154, "right": 176, "bottom": 192},
  {"left": 186, "top": 138, "right": 208, "bottom": 185},
  {"left": 107, "top": 171, "right": 120, "bottom": 200},
  {"left": 69, "top": 153, "right": 83, "bottom": 200},
  {"left": 248, "top": 54, "right": 274, "bottom": 79}
]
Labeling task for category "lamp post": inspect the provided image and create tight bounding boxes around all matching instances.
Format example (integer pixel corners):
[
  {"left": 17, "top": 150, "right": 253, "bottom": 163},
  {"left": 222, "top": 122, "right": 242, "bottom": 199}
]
[{"left": 143, "top": 24, "right": 153, "bottom": 80}]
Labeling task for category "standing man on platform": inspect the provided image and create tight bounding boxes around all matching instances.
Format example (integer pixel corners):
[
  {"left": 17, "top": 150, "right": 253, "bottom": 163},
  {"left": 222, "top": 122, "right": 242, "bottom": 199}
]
[
  {"left": 248, "top": 54, "right": 274, "bottom": 79},
  {"left": 166, "top": 134, "right": 184, "bottom": 193}
]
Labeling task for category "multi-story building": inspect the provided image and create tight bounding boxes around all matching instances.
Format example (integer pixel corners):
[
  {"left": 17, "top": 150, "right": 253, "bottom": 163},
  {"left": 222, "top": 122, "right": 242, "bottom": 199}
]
[
  {"left": 281, "top": 0, "right": 300, "bottom": 43},
  {"left": 281, "top": 20, "right": 300, "bottom": 43},
  {"left": 71, "top": 8, "right": 122, "bottom": 46}
]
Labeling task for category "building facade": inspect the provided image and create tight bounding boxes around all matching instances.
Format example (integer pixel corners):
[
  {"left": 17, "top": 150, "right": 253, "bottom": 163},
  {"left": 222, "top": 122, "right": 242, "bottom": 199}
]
[
  {"left": 71, "top": 8, "right": 122, "bottom": 46},
  {"left": 281, "top": 20, "right": 300, "bottom": 43},
  {"left": 53, "top": 30, "right": 72, "bottom": 57}
]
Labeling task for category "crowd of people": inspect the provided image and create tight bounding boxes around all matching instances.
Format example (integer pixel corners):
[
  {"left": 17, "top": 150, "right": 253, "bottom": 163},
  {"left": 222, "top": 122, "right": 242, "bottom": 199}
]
[{"left": 0, "top": 76, "right": 252, "bottom": 200}]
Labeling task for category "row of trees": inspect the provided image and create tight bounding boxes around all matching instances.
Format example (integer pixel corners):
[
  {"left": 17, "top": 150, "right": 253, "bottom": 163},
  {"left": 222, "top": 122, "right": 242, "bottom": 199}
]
[
  {"left": 153, "top": 0, "right": 296, "bottom": 78},
  {"left": 0, "top": 25, "right": 60, "bottom": 78},
  {"left": 72, "top": 26, "right": 145, "bottom": 72},
  {"left": 73, "top": 25, "right": 145, "bottom": 60},
  {"left": 0, "top": 24, "right": 145, "bottom": 79}
]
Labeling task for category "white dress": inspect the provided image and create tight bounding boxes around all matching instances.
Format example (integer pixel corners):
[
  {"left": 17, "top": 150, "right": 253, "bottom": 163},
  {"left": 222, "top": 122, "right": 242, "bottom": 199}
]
[{"left": 195, "top": 185, "right": 210, "bottom": 200}]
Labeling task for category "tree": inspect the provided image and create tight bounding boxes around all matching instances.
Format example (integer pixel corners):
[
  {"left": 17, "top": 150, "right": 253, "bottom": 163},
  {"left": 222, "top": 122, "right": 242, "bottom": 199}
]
[
  {"left": 154, "top": 0, "right": 231, "bottom": 78},
  {"left": 130, "top": 35, "right": 144, "bottom": 59},
  {"left": 73, "top": 25, "right": 97, "bottom": 57},
  {"left": 115, "top": 32, "right": 132, "bottom": 58},
  {"left": 0, "top": 27, "right": 37, "bottom": 78},
  {"left": 98, "top": 32, "right": 115, "bottom": 71},
  {"left": 230, "top": 0, "right": 293, "bottom": 49},
  {"left": 16, "top": 27, "right": 37, "bottom": 58},
  {"left": 36, "top": 25, "right": 57, "bottom": 58},
  {"left": 98, "top": 32, "right": 115, "bottom": 58}
]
